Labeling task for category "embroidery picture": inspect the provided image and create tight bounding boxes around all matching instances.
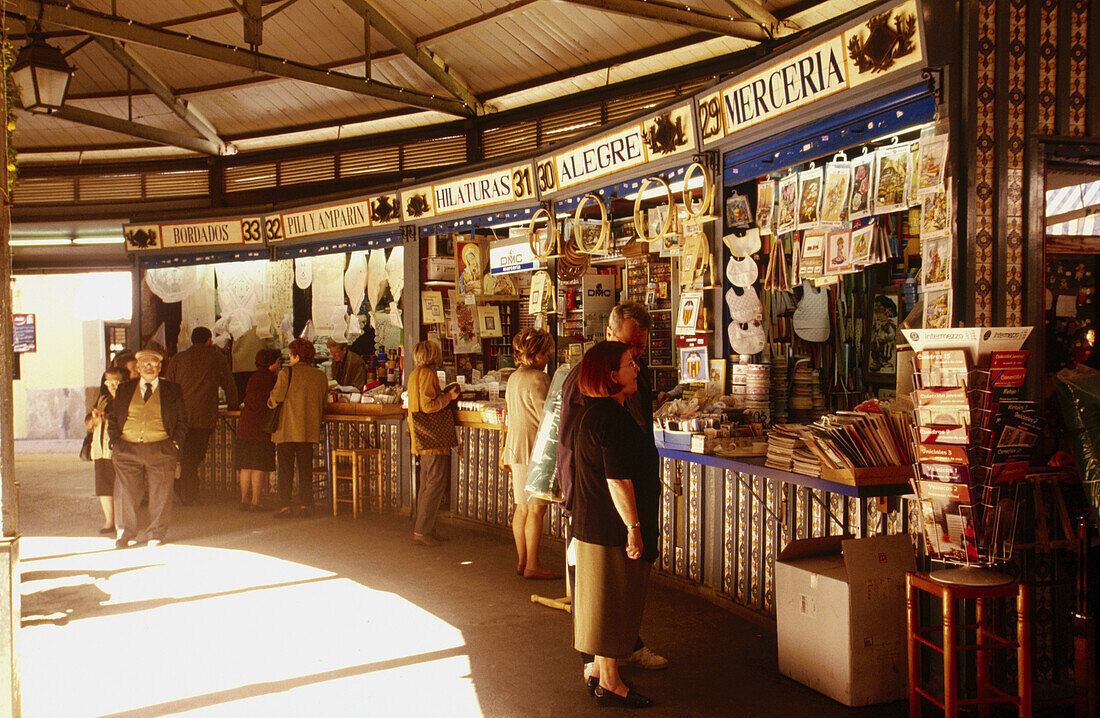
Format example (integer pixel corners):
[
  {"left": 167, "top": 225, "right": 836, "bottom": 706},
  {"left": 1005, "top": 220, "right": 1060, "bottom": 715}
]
[
  {"left": 756, "top": 179, "right": 775, "bottom": 235},
  {"left": 797, "top": 167, "right": 823, "bottom": 230},
  {"left": 849, "top": 154, "right": 875, "bottom": 220},
  {"left": 777, "top": 173, "right": 798, "bottom": 235}
]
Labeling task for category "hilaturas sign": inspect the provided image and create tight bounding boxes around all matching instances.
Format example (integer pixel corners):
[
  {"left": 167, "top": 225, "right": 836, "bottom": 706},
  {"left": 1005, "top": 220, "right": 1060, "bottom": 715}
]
[
  {"left": 698, "top": 0, "right": 924, "bottom": 145},
  {"left": 400, "top": 163, "right": 537, "bottom": 223}
]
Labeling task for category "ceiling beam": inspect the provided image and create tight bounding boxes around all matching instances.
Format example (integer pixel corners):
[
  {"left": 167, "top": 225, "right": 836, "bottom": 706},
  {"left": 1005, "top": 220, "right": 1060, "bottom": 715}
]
[
  {"left": 558, "top": 0, "right": 768, "bottom": 41},
  {"left": 48, "top": 105, "right": 224, "bottom": 155},
  {"left": 720, "top": 0, "right": 780, "bottom": 31},
  {"left": 12, "top": 0, "right": 472, "bottom": 117},
  {"left": 339, "top": 0, "right": 485, "bottom": 115},
  {"left": 92, "top": 37, "right": 229, "bottom": 155}
]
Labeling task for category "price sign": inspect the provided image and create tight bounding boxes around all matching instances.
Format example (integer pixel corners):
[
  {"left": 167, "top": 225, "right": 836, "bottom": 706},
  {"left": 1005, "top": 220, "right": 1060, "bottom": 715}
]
[{"left": 13, "top": 314, "right": 36, "bottom": 353}]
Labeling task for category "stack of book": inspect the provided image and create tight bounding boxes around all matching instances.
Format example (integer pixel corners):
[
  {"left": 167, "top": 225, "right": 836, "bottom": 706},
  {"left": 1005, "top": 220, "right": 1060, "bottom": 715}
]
[
  {"left": 909, "top": 347, "right": 1033, "bottom": 565},
  {"left": 765, "top": 424, "right": 805, "bottom": 471},
  {"left": 771, "top": 355, "right": 789, "bottom": 423}
]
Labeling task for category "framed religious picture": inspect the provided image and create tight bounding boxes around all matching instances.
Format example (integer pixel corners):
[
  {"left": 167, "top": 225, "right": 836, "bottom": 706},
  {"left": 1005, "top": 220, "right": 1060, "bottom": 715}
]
[{"left": 866, "top": 286, "right": 900, "bottom": 381}]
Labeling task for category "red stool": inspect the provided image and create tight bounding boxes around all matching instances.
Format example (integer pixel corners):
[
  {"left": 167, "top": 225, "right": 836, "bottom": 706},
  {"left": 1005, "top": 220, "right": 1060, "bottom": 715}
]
[{"left": 907, "top": 571, "right": 1031, "bottom": 718}]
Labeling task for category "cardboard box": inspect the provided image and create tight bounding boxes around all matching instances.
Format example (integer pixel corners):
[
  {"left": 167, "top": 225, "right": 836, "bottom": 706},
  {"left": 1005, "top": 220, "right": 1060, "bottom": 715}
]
[
  {"left": 425, "top": 256, "right": 455, "bottom": 281},
  {"left": 776, "top": 534, "right": 916, "bottom": 706}
]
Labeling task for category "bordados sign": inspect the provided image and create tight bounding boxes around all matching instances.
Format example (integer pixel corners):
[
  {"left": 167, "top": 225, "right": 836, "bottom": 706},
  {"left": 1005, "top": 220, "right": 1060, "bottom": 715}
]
[
  {"left": 535, "top": 102, "right": 695, "bottom": 197},
  {"left": 697, "top": 0, "right": 925, "bottom": 145},
  {"left": 400, "top": 163, "right": 537, "bottom": 223},
  {"left": 122, "top": 217, "right": 265, "bottom": 253}
]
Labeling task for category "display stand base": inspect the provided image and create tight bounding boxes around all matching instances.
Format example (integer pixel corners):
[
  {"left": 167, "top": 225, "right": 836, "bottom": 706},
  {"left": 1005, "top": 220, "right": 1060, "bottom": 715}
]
[
  {"left": 530, "top": 594, "right": 571, "bottom": 613},
  {"left": 929, "top": 565, "right": 1013, "bottom": 587}
]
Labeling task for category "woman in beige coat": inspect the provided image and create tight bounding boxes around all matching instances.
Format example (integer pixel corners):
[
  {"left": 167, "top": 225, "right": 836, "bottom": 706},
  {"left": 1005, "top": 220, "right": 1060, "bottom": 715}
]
[
  {"left": 407, "top": 340, "right": 459, "bottom": 546},
  {"left": 500, "top": 329, "right": 560, "bottom": 579},
  {"left": 268, "top": 338, "right": 329, "bottom": 517}
]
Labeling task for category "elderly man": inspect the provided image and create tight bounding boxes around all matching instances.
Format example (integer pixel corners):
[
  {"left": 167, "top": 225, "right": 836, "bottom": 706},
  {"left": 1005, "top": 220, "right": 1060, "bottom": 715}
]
[
  {"left": 555, "top": 301, "right": 669, "bottom": 689},
  {"left": 164, "top": 326, "right": 238, "bottom": 504},
  {"left": 107, "top": 348, "right": 188, "bottom": 548},
  {"left": 328, "top": 337, "right": 368, "bottom": 388}
]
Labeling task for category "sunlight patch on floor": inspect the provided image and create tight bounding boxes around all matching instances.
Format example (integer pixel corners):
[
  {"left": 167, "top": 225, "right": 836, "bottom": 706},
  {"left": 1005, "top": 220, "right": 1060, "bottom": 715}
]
[{"left": 20, "top": 537, "right": 480, "bottom": 717}]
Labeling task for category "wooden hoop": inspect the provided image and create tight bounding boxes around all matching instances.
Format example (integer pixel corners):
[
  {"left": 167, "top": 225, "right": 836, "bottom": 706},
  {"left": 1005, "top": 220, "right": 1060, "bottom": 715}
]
[
  {"left": 633, "top": 176, "right": 674, "bottom": 243},
  {"left": 682, "top": 162, "right": 715, "bottom": 221},
  {"left": 527, "top": 207, "right": 559, "bottom": 260},
  {"left": 572, "top": 193, "right": 610, "bottom": 254}
]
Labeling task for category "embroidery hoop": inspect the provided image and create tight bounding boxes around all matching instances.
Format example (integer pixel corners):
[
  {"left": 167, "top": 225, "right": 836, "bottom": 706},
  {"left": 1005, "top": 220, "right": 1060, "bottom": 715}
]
[
  {"left": 682, "top": 162, "right": 716, "bottom": 221},
  {"left": 527, "top": 207, "right": 560, "bottom": 260},
  {"left": 572, "top": 193, "right": 610, "bottom": 254},
  {"left": 633, "top": 176, "right": 674, "bottom": 244}
]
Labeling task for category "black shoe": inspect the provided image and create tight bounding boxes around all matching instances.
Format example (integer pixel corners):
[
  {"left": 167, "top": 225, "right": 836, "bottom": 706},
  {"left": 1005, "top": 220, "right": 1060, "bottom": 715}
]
[
  {"left": 594, "top": 686, "right": 653, "bottom": 709},
  {"left": 586, "top": 676, "right": 599, "bottom": 696},
  {"left": 114, "top": 538, "right": 131, "bottom": 549}
]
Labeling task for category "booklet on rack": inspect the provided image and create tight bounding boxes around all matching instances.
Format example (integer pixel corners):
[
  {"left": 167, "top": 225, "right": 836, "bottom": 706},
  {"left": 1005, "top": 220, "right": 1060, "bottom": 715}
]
[
  {"left": 916, "top": 480, "right": 978, "bottom": 563},
  {"left": 913, "top": 349, "right": 969, "bottom": 388}
]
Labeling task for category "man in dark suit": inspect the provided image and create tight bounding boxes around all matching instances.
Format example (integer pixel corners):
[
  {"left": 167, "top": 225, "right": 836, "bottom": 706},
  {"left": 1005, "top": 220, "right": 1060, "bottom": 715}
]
[
  {"left": 108, "top": 348, "right": 188, "bottom": 548},
  {"left": 164, "top": 326, "right": 237, "bottom": 504}
]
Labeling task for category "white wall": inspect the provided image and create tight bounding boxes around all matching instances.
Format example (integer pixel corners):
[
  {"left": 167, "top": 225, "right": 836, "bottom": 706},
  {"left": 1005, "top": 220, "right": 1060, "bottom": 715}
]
[{"left": 11, "top": 272, "right": 131, "bottom": 439}]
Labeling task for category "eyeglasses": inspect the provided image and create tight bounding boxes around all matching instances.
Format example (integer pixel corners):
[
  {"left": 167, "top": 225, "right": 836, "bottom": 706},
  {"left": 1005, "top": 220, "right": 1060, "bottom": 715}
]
[{"left": 618, "top": 358, "right": 638, "bottom": 371}]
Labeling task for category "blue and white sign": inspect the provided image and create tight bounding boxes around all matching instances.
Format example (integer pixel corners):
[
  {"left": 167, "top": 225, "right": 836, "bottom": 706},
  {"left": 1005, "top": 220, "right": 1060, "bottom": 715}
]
[{"left": 489, "top": 231, "right": 540, "bottom": 275}]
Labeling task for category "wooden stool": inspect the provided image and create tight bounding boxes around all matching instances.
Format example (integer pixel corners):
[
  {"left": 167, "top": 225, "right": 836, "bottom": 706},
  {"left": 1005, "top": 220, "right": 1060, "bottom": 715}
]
[
  {"left": 330, "top": 448, "right": 383, "bottom": 518},
  {"left": 907, "top": 571, "right": 1031, "bottom": 718}
]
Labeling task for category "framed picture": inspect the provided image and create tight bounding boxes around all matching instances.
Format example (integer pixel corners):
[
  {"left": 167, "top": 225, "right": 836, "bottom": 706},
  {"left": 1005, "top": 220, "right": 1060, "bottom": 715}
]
[
  {"left": 476, "top": 305, "right": 503, "bottom": 337},
  {"left": 421, "top": 290, "right": 445, "bottom": 324},
  {"left": 679, "top": 346, "right": 708, "bottom": 384},
  {"left": 457, "top": 239, "right": 484, "bottom": 296},
  {"left": 866, "top": 286, "right": 900, "bottom": 380},
  {"left": 676, "top": 290, "right": 704, "bottom": 335},
  {"left": 824, "top": 229, "right": 853, "bottom": 274},
  {"left": 708, "top": 358, "right": 727, "bottom": 395}
]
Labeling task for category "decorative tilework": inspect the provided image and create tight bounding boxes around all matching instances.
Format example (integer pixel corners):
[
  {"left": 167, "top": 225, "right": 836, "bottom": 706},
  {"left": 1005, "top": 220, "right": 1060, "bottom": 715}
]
[
  {"left": 764, "top": 478, "right": 778, "bottom": 613},
  {"left": 724, "top": 470, "right": 735, "bottom": 596},
  {"left": 1038, "top": 0, "right": 1058, "bottom": 134},
  {"left": 796, "top": 487, "right": 807, "bottom": 540},
  {"left": 487, "top": 436, "right": 498, "bottom": 524},
  {"left": 750, "top": 476, "right": 762, "bottom": 610},
  {"left": 812, "top": 488, "right": 824, "bottom": 537},
  {"left": 457, "top": 427, "right": 468, "bottom": 516},
  {"left": 662, "top": 462, "right": 674, "bottom": 572},
  {"left": 1069, "top": 0, "right": 1089, "bottom": 134},
  {"left": 737, "top": 473, "right": 750, "bottom": 604},
  {"left": 477, "top": 430, "right": 488, "bottom": 522},
  {"left": 973, "top": 0, "right": 997, "bottom": 325},
  {"left": 829, "top": 494, "right": 844, "bottom": 535},
  {"left": 1004, "top": 0, "right": 1027, "bottom": 326},
  {"left": 688, "top": 464, "right": 701, "bottom": 582}
]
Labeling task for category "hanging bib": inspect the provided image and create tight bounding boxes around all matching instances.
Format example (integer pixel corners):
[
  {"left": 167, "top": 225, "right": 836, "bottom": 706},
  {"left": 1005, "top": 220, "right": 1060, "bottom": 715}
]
[
  {"left": 792, "top": 281, "right": 831, "bottom": 342},
  {"left": 726, "top": 256, "right": 758, "bottom": 288},
  {"left": 723, "top": 227, "right": 761, "bottom": 258},
  {"left": 725, "top": 285, "right": 762, "bottom": 323}
]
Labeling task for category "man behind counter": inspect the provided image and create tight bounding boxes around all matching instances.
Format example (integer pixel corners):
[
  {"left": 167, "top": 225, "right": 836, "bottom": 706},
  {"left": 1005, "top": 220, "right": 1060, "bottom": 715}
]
[{"left": 328, "top": 337, "right": 368, "bottom": 388}]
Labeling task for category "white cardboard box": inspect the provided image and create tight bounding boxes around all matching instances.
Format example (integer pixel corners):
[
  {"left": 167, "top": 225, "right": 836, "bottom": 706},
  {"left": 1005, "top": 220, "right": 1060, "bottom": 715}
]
[
  {"left": 776, "top": 534, "right": 916, "bottom": 707},
  {"left": 425, "top": 256, "right": 455, "bottom": 281}
]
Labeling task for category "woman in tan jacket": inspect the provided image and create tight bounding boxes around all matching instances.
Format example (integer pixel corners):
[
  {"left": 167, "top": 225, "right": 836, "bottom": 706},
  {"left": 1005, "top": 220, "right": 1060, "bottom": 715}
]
[
  {"left": 407, "top": 340, "right": 459, "bottom": 546},
  {"left": 268, "top": 338, "right": 329, "bottom": 517},
  {"left": 500, "top": 329, "right": 560, "bottom": 579}
]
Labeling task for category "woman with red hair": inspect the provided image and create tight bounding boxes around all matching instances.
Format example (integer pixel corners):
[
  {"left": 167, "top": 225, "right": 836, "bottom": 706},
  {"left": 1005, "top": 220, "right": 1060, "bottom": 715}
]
[{"left": 571, "top": 341, "right": 660, "bottom": 709}]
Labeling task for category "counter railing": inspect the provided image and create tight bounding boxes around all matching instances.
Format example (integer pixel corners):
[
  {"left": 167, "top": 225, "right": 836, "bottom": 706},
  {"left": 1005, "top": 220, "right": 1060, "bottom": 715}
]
[{"left": 448, "top": 418, "right": 917, "bottom": 617}]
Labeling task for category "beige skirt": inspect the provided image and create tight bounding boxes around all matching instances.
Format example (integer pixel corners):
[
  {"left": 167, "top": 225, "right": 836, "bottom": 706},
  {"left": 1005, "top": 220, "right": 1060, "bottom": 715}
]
[{"left": 573, "top": 539, "right": 650, "bottom": 659}]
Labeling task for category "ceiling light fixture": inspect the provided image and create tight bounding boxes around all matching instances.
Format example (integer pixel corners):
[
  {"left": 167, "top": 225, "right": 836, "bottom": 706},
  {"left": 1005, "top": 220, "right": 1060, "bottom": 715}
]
[{"left": 11, "top": 31, "right": 74, "bottom": 114}]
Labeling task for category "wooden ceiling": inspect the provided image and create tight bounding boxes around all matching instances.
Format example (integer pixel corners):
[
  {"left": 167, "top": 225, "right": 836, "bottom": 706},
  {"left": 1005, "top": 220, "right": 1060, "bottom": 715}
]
[{"left": 4, "top": 0, "right": 865, "bottom": 163}]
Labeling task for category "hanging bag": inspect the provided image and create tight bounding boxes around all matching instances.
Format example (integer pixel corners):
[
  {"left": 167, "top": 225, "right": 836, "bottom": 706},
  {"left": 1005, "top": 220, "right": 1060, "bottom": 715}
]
[
  {"left": 79, "top": 431, "right": 94, "bottom": 461},
  {"left": 260, "top": 366, "right": 294, "bottom": 434},
  {"left": 792, "top": 280, "right": 831, "bottom": 342}
]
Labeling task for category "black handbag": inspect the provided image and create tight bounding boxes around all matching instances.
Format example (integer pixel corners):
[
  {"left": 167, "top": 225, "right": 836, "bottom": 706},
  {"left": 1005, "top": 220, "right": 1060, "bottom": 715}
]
[
  {"left": 260, "top": 366, "right": 293, "bottom": 434},
  {"left": 79, "top": 431, "right": 94, "bottom": 461}
]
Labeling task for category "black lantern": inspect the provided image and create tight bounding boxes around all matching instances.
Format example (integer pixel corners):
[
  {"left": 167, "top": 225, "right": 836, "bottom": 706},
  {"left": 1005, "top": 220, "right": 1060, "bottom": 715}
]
[{"left": 11, "top": 33, "right": 73, "bottom": 113}]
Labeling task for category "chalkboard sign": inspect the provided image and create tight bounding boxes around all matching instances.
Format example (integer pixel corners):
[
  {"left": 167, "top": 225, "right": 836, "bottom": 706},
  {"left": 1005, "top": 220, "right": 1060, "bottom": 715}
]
[{"left": 13, "top": 314, "right": 35, "bottom": 353}]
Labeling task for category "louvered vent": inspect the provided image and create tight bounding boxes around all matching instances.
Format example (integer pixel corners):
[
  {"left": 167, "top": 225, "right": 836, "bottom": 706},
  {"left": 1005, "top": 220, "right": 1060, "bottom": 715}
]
[
  {"left": 606, "top": 88, "right": 679, "bottom": 125},
  {"left": 225, "top": 162, "right": 277, "bottom": 193},
  {"left": 540, "top": 106, "right": 602, "bottom": 146},
  {"left": 144, "top": 169, "right": 208, "bottom": 198},
  {"left": 340, "top": 145, "right": 400, "bottom": 177},
  {"left": 483, "top": 119, "right": 538, "bottom": 160},
  {"left": 403, "top": 134, "right": 465, "bottom": 171},
  {"left": 279, "top": 155, "right": 335, "bottom": 185},
  {"left": 14, "top": 176, "right": 76, "bottom": 204},
  {"left": 79, "top": 174, "right": 142, "bottom": 202}
]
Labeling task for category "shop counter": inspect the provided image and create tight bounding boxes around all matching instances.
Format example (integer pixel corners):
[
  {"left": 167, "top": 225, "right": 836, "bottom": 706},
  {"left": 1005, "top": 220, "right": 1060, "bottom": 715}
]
[
  {"left": 200, "top": 407, "right": 410, "bottom": 512},
  {"left": 448, "top": 420, "right": 918, "bottom": 618}
]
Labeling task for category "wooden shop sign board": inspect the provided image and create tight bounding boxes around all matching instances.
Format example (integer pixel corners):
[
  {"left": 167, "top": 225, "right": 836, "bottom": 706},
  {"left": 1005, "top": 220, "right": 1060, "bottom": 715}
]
[
  {"left": 123, "top": 217, "right": 265, "bottom": 253},
  {"left": 400, "top": 163, "right": 537, "bottom": 223}
]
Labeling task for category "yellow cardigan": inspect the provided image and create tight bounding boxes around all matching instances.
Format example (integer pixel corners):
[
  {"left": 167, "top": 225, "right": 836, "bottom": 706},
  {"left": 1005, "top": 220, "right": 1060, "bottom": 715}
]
[{"left": 407, "top": 365, "right": 455, "bottom": 455}]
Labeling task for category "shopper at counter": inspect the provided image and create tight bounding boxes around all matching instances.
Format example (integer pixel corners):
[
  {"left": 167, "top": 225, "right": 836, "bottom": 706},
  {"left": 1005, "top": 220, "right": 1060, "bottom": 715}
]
[
  {"left": 85, "top": 367, "right": 125, "bottom": 534},
  {"left": 268, "top": 339, "right": 328, "bottom": 518},
  {"left": 500, "top": 328, "right": 560, "bottom": 580},
  {"left": 407, "top": 340, "right": 460, "bottom": 546},
  {"left": 235, "top": 348, "right": 282, "bottom": 512},
  {"left": 557, "top": 301, "right": 668, "bottom": 680},
  {"left": 571, "top": 341, "right": 660, "bottom": 709},
  {"left": 108, "top": 348, "right": 188, "bottom": 548},
  {"left": 164, "top": 326, "right": 238, "bottom": 505},
  {"left": 328, "top": 338, "right": 368, "bottom": 388}
]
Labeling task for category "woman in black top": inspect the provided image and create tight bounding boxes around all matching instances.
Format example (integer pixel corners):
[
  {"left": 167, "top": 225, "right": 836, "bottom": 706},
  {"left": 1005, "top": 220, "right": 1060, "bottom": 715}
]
[{"left": 571, "top": 341, "right": 659, "bottom": 709}]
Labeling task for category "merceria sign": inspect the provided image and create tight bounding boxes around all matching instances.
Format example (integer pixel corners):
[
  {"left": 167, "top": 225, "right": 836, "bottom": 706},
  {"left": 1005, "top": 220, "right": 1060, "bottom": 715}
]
[{"left": 698, "top": 0, "right": 924, "bottom": 144}]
